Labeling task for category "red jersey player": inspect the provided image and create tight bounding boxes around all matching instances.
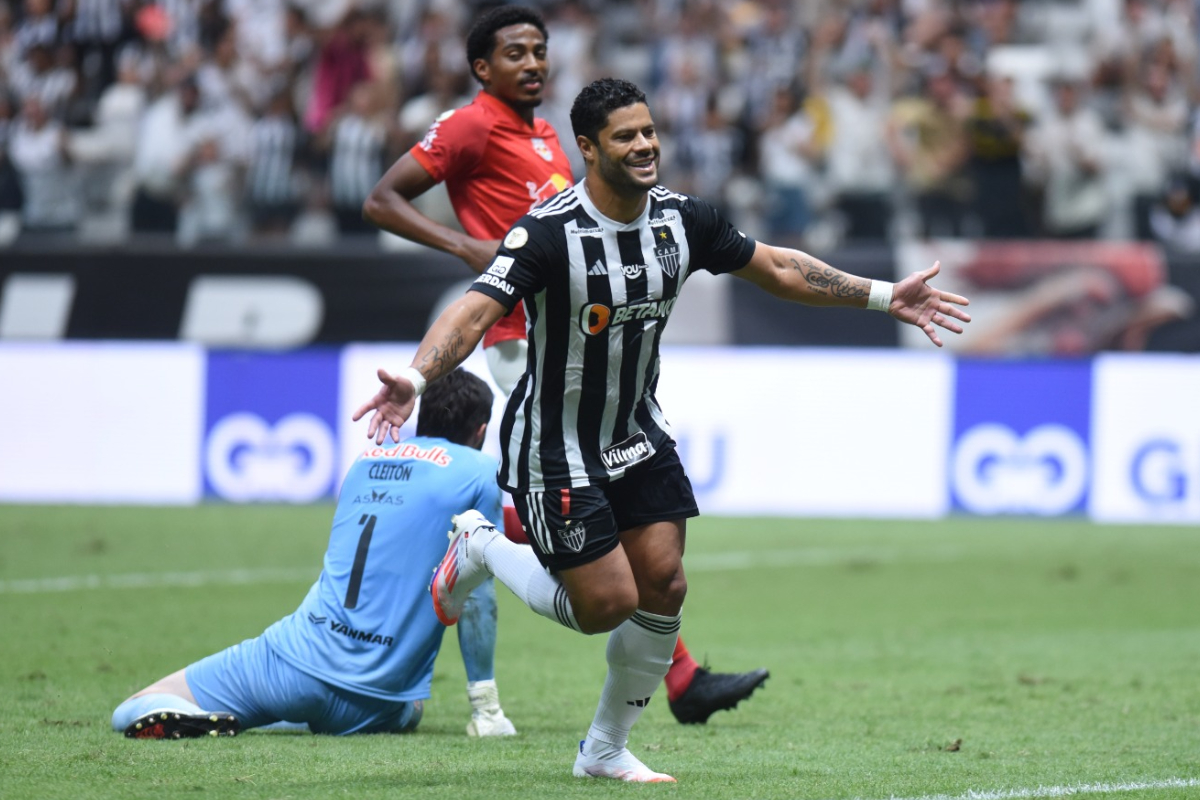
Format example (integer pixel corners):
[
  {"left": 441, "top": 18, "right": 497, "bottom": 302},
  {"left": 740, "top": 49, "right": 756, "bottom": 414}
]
[{"left": 363, "top": 5, "right": 767, "bottom": 727}]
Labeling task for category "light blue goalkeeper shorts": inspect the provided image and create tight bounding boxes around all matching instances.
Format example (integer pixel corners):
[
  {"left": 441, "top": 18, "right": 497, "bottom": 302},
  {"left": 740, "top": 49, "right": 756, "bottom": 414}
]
[{"left": 184, "top": 634, "right": 422, "bottom": 735}]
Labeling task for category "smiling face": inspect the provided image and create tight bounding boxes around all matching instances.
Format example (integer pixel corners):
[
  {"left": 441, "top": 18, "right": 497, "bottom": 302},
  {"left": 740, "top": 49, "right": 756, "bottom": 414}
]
[
  {"left": 474, "top": 23, "right": 548, "bottom": 110},
  {"left": 584, "top": 102, "right": 660, "bottom": 196}
]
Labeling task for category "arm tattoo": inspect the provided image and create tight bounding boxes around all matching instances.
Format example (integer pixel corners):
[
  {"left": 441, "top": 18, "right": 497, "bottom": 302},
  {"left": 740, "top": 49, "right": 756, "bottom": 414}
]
[
  {"left": 789, "top": 257, "right": 870, "bottom": 299},
  {"left": 418, "top": 327, "right": 466, "bottom": 380}
]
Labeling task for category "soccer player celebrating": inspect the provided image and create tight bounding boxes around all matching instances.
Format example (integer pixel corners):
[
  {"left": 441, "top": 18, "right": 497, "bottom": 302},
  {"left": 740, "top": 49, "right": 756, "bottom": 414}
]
[
  {"left": 363, "top": 5, "right": 768, "bottom": 725},
  {"left": 113, "top": 370, "right": 516, "bottom": 739},
  {"left": 353, "top": 78, "right": 970, "bottom": 782}
]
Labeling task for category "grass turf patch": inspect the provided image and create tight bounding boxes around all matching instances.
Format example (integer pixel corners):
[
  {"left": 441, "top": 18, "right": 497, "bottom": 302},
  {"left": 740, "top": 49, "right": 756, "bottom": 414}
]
[{"left": 1, "top": 507, "right": 1198, "bottom": 799}]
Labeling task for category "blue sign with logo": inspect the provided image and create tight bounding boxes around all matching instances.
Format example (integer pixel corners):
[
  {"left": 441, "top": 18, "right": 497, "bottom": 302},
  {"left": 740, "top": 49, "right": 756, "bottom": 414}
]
[
  {"left": 204, "top": 350, "right": 340, "bottom": 502},
  {"left": 952, "top": 360, "right": 1092, "bottom": 515}
]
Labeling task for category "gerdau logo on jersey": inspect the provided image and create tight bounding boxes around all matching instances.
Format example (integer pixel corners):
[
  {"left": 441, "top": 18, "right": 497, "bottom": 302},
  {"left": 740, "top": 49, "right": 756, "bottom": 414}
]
[
  {"left": 580, "top": 297, "right": 677, "bottom": 336},
  {"left": 601, "top": 432, "right": 654, "bottom": 472}
]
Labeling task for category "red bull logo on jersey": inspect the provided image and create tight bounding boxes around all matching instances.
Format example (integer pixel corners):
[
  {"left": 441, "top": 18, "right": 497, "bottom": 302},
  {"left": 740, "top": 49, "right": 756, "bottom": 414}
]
[
  {"left": 359, "top": 444, "right": 452, "bottom": 467},
  {"left": 580, "top": 298, "right": 677, "bottom": 336},
  {"left": 527, "top": 173, "right": 571, "bottom": 207},
  {"left": 531, "top": 137, "right": 554, "bottom": 161}
]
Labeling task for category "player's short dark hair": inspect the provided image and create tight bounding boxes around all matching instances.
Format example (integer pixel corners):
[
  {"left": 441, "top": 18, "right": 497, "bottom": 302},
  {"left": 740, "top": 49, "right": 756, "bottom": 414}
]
[
  {"left": 416, "top": 368, "right": 494, "bottom": 446},
  {"left": 570, "top": 78, "right": 649, "bottom": 142},
  {"left": 465, "top": 5, "right": 548, "bottom": 84}
]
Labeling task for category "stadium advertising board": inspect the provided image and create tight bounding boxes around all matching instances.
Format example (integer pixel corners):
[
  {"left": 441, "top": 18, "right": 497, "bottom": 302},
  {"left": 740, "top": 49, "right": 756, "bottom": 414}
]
[
  {"left": 1091, "top": 354, "right": 1200, "bottom": 523},
  {"left": 951, "top": 359, "right": 1092, "bottom": 515},
  {"left": 204, "top": 350, "right": 340, "bottom": 502},
  {"left": 5, "top": 342, "right": 1199, "bottom": 524},
  {"left": 0, "top": 342, "right": 204, "bottom": 503},
  {"left": 337, "top": 345, "right": 507, "bottom": 488},
  {"left": 653, "top": 348, "right": 955, "bottom": 518}
]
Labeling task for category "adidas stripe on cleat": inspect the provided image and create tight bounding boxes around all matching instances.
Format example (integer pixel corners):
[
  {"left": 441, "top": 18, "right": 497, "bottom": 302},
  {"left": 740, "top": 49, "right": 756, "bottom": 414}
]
[
  {"left": 124, "top": 710, "right": 240, "bottom": 740},
  {"left": 430, "top": 510, "right": 501, "bottom": 626}
]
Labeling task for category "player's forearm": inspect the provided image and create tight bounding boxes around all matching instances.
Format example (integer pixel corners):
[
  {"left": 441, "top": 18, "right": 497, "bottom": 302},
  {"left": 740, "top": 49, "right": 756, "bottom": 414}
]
[
  {"left": 409, "top": 297, "right": 498, "bottom": 384},
  {"left": 763, "top": 246, "right": 873, "bottom": 308},
  {"left": 362, "top": 191, "right": 479, "bottom": 266}
]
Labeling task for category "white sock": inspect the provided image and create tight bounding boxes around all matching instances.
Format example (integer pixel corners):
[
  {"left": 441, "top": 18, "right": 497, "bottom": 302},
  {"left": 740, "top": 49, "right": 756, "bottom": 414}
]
[
  {"left": 482, "top": 537, "right": 580, "bottom": 632},
  {"left": 585, "top": 609, "right": 680, "bottom": 752}
]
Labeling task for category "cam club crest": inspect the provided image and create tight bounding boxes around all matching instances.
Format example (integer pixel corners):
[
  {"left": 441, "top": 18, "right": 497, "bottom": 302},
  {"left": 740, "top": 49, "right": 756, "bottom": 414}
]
[
  {"left": 653, "top": 228, "right": 681, "bottom": 278},
  {"left": 558, "top": 520, "right": 586, "bottom": 553}
]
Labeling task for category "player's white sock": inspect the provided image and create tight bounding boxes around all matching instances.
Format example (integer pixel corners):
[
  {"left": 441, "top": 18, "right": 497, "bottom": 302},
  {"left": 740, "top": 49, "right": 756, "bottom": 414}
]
[
  {"left": 111, "top": 692, "right": 204, "bottom": 732},
  {"left": 482, "top": 536, "right": 581, "bottom": 632},
  {"left": 585, "top": 610, "right": 680, "bottom": 750}
]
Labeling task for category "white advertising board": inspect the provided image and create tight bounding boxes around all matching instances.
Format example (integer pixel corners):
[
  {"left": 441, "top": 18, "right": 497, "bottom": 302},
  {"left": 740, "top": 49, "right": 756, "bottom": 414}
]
[
  {"left": 0, "top": 343, "right": 204, "bottom": 503},
  {"left": 1091, "top": 354, "right": 1200, "bottom": 523},
  {"left": 338, "top": 345, "right": 507, "bottom": 489},
  {"left": 338, "top": 346, "right": 954, "bottom": 518},
  {"left": 654, "top": 348, "right": 955, "bottom": 517}
]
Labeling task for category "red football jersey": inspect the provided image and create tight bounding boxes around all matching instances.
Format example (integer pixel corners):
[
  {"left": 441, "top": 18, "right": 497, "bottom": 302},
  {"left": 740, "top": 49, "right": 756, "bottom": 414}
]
[{"left": 410, "top": 90, "right": 574, "bottom": 346}]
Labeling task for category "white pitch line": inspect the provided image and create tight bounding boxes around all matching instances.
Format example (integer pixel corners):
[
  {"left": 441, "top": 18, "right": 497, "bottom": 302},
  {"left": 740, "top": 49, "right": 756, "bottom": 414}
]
[
  {"left": 685, "top": 545, "right": 966, "bottom": 572},
  {"left": 868, "top": 777, "right": 1200, "bottom": 800},
  {"left": 0, "top": 567, "right": 317, "bottom": 594},
  {"left": 0, "top": 545, "right": 968, "bottom": 595}
]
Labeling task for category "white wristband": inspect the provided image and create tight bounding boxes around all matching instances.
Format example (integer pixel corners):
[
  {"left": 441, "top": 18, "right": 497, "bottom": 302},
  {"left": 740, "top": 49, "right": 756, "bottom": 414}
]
[
  {"left": 398, "top": 367, "right": 427, "bottom": 397},
  {"left": 867, "top": 280, "right": 894, "bottom": 313}
]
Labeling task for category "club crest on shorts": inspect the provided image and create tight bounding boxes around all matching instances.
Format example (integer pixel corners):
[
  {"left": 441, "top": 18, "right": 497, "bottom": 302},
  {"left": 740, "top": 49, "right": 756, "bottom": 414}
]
[
  {"left": 531, "top": 137, "right": 554, "bottom": 162},
  {"left": 558, "top": 520, "right": 586, "bottom": 553}
]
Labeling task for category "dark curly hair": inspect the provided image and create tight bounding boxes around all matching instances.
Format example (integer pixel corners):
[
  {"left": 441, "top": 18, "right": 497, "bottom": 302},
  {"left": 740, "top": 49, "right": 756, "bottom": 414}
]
[
  {"left": 465, "top": 5, "right": 548, "bottom": 84},
  {"left": 570, "top": 77, "right": 649, "bottom": 142},
  {"left": 416, "top": 369, "right": 494, "bottom": 446}
]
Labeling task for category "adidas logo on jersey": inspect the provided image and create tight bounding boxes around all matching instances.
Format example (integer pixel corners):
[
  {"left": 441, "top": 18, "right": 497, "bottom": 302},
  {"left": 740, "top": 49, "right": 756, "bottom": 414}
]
[{"left": 587, "top": 260, "right": 607, "bottom": 276}]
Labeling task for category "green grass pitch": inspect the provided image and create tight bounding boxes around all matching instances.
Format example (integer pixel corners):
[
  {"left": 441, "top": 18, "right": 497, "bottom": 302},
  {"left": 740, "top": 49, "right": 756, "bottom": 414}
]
[{"left": 1, "top": 506, "right": 1198, "bottom": 800}]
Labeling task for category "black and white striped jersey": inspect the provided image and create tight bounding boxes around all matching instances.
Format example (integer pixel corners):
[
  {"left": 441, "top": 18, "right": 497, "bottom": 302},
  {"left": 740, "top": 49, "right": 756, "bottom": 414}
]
[
  {"left": 468, "top": 179, "right": 757, "bottom": 493},
  {"left": 246, "top": 114, "right": 298, "bottom": 206},
  {"left": 329, "top": 114, "right": 384, "bottom": 210}
]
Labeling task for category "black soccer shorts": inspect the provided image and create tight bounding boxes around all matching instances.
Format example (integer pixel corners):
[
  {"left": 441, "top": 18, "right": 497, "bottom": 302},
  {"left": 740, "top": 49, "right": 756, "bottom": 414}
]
[{"left": 511, "top": 446, "right": 700, "bottom": 572}]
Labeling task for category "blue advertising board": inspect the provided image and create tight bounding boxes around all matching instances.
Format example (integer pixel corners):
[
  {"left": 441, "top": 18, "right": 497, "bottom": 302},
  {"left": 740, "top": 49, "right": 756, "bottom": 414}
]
[
  {"left": 951, "top": 359, "right": 1092, "bottom": 515},
  {"left": 204, "top": 350, "right": 340, "bottom": 502}
]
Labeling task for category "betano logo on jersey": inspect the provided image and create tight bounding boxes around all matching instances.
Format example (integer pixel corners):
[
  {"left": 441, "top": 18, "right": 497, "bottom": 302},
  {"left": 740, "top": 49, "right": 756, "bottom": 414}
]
[
  {"left": 526, "top": 173, "right": 570, "bottom": 207},
  {"left": 580, "top": 297, "right": 677, "bottom": 335},
  {"left": 359, "top": 443, "right": 452, "bottom": 467}
]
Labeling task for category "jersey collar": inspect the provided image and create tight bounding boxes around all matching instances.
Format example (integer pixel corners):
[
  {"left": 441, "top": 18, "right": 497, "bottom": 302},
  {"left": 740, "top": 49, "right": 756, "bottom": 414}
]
[
  {"left": 475, "top": 90, "right": 538, "bottom": 131},
  {"left": 575, "top": 177, "right": 652, "bottom": 231}
]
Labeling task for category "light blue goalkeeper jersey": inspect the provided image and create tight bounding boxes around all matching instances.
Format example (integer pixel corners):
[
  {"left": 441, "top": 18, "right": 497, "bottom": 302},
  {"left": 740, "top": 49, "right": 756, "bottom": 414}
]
[{"left": 262, "top": 437, "right": 502, "bottom": 702}]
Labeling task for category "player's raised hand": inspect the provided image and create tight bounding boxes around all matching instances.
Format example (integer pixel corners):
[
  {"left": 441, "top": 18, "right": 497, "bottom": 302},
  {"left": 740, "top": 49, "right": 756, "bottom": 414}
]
[
  {"left": 888, "top": 261, "right": 971, "bottom": 347},
  {"left": 352, "top": 368, "right": 419, "bottom": 444}
]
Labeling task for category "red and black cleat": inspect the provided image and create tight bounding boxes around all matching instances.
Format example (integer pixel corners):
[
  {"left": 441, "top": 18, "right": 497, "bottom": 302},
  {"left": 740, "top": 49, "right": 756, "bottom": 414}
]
[
  {"left": 668, "top": 667, "right": 770, "bottom": 725},
  {"left": 124, "top": 710, "right": 240, "bottom": 740}
]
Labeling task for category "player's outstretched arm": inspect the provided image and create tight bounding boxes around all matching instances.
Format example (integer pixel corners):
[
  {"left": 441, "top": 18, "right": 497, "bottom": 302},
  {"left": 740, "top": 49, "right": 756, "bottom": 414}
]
[
  {"left": 362, "top": 153, "right": 501, "bottom": 273},
  {"left": 353, "top": 292, "right": 508, "bottom": 444},
  {"left": 732, "top": 244, "right": 970, "bottom": 346}
]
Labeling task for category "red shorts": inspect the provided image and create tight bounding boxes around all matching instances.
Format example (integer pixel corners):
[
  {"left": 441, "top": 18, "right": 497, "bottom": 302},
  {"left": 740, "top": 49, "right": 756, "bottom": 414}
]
[{"left": 483, "top": 301, "right": 526, "bottom": 348}]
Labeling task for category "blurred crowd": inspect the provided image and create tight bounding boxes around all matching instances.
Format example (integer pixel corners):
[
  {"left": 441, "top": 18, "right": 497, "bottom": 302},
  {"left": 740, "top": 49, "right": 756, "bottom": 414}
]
[{"left": 2, "top": 0, "right": 1200, "bottom": 251}]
